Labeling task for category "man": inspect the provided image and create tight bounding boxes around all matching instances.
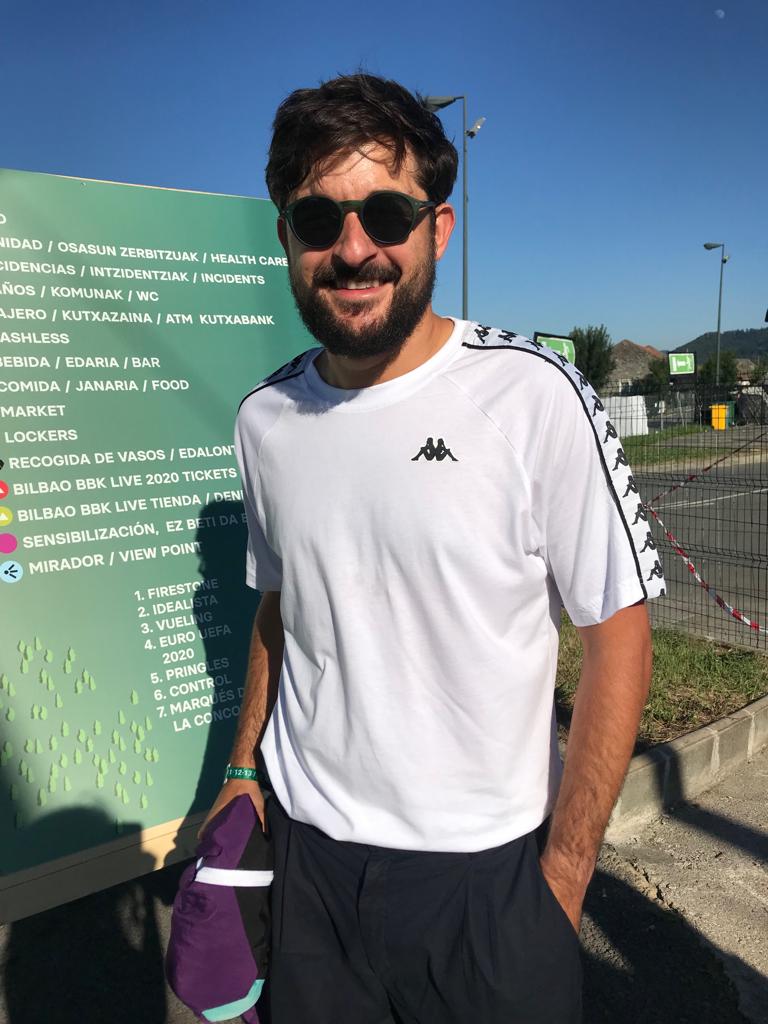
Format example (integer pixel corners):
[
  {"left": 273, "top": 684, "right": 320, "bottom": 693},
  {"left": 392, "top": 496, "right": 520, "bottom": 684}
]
[{"left": 201, "top": 73, "right": 665, "bottom": 1023}]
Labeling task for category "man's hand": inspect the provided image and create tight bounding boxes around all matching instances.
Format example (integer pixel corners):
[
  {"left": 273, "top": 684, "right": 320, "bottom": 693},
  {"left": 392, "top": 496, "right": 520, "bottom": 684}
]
[
  {"left": 541, "top": 602, "right": 652, "bottom": 935},
  {"left": 539, "top": 851, "right": 587, "bottom": 934},
  {"left": 197, "top": 778, "right": 265, "bottom": 839},
  {"left": 194, "top": 592, "right": 283, "bottom": 841}
]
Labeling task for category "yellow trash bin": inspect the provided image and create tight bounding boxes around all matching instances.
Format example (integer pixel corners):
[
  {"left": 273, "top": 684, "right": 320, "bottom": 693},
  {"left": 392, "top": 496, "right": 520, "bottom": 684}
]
[{"left": 711, "top": 404, "right": 727, "bottom": 430}]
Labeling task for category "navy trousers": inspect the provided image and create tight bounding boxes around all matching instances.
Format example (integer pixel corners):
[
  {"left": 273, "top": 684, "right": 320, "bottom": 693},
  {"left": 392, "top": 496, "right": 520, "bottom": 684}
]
[{"left": 265, "top": 796, "right": 582, "bottom": 1023}]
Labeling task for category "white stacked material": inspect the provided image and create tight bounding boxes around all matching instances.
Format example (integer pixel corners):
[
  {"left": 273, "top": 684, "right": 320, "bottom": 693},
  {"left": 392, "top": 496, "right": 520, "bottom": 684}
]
[{"left": 605, "top": 395, "right": 649, "bottom": 437}]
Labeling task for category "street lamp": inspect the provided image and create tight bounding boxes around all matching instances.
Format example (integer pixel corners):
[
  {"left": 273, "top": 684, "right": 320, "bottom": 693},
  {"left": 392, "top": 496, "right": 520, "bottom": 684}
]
[
  {"left": 703, "top": 241, "right": 729, "bottom": 386},
  {"left": 423, "top": 94, "right": 485, "bottom": 319}
]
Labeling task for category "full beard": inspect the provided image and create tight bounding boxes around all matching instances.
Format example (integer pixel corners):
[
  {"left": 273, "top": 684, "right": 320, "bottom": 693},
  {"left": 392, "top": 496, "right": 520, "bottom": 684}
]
[{"left": 289, "top": 246, "right": 437, "bottom": 362}]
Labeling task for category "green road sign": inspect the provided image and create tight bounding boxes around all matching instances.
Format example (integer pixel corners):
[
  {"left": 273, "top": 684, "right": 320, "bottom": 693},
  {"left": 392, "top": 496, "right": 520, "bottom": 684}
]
[
  {"left": 0, "top": 168, "right": 312, "bottom": 911},
  {"left": 669, "top": 353, "right": 695, "bottom": 375},
  {"left": 533, "top": 333, "right": 576, "bottom": 364}
]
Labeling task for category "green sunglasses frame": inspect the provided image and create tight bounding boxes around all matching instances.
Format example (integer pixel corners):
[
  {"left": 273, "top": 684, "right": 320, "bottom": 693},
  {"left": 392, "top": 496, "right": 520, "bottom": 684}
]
[{"left": 281, "top": 190, "right": 438, "bottom": 248}]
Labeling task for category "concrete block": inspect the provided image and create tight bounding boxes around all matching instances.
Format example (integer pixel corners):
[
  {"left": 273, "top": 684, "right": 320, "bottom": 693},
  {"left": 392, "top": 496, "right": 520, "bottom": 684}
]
[
  {"left": 607, "top": 695, "right": 768, "bottom": 842},
  {"left": 749, "top": 696, "right": 768, "bottom": 756},
  {"left": 711, "top": 713, "right": 753, "bottom": 775},
  {"left": 662, "top": 730, "right": 716, "bottom": 805},
  {"left": 616, "top": 748, "right": 668, "bottom": 820},
  {"left": 606, "top": 748, "right": 670, "bottom": 840}
]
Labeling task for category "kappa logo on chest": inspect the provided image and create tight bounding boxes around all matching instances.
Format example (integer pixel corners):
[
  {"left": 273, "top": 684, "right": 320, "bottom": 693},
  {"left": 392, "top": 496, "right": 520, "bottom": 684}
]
[{"left": 411, "top": 437, "right": 459, "bottom": 462}]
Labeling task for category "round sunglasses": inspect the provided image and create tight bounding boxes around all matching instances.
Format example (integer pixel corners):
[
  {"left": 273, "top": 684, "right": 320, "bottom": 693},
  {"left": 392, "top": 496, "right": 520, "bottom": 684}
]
[{"left": 281, "top": 190, "right": 437, "bottom": 249}]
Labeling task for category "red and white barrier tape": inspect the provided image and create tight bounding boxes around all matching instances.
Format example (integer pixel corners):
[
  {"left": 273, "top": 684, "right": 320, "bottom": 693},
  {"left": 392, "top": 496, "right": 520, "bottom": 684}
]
[
  {"left": 646, "top": 427, "right": 768, "bottom": 635},
  {"left": 644, "top": 502, "right": 767, "bottom": 635}
]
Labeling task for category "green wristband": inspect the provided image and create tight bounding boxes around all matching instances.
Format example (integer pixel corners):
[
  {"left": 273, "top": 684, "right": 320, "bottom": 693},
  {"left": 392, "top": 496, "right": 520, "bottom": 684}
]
[{"left": 224, "top": 764, "right": 268, "bottom": 785}]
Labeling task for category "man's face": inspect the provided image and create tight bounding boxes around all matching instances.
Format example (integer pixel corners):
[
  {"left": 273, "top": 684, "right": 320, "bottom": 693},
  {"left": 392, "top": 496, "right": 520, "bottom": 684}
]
[{"left": 278, "top": 143, "right": 453, "bottom": 361}]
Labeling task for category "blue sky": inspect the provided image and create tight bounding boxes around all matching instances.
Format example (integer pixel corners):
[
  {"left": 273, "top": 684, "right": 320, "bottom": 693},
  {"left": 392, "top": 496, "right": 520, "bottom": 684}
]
[{"left": 2, "top": 0, "right": 766, "bottom": 350}]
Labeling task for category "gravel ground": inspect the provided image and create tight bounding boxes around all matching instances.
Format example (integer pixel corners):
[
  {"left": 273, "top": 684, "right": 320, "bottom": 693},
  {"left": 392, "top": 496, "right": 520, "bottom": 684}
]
[{"left": 603, "top": 744, "right": 768, "bottom": 1024}]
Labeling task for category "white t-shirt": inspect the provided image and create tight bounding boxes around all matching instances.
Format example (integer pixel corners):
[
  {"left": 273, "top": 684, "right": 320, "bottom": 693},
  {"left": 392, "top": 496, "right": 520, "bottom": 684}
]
[{"left": 234, "top": 319, "right": 665, "bottom": 852}]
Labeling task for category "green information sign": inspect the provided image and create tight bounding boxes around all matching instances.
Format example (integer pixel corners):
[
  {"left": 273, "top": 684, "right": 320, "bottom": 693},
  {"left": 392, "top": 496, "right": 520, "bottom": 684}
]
[
  {"left": 0, "top": 169, "right": 310, "bottom": 915},
  {"left": 669, "top": 352, "right": 695, "bottom": 375},
  {"left": 533, "top": 332, "right": 576, "bottom": 364}
]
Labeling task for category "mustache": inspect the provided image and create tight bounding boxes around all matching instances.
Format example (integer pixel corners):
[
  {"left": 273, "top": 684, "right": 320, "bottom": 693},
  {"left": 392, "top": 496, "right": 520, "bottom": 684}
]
[{"left": 312, "top": 259, "right": 401, "bottom": 288}]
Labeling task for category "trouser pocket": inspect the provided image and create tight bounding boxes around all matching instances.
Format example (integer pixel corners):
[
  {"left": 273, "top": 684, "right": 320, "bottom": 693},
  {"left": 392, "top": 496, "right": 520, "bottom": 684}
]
[{"left": 456, "top": 831, "right": 582, "bottom": 1023}]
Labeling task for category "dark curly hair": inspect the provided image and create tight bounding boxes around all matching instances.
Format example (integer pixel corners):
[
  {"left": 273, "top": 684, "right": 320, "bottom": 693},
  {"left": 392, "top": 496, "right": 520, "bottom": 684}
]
[{"left": 266, "top": 73, "right": 459, "bottom": 210}]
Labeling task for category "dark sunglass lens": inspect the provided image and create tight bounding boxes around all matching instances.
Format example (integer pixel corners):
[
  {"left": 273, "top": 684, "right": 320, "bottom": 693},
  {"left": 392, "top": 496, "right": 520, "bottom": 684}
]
[
  {"left": 291, "top": 197, "right": 342, "bottom": 247},
  {"left": 363, "top": 193, "right": 414, "bottom": 244}
]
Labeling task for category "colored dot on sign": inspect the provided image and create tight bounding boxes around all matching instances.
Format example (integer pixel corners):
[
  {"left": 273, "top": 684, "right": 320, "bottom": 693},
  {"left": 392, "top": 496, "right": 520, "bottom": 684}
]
[
  {"left": 0, "top": 481, "right": 8, "bottom": 500},
  {"left": 0, "top": 534, "right": 17, "bottom": 554},
  {"left": 0, "top": 507, "right": 12, "bottom": 527},
  {"left": 0, "top": 560, "right": 23, "bottom": 583}
]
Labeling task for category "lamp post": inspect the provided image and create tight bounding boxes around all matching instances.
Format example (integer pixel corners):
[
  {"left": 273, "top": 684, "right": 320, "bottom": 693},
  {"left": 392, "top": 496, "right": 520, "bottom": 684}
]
[
  {"left": 423, "top": 95, "right": 485, "bottom": 319},
  {"left": 703, "top": 241, "right": 729, "bottom": 386}
]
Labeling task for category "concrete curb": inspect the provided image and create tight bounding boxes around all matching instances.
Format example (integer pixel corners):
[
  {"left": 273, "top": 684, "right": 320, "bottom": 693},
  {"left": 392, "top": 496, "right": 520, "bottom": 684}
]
[{"left": 605, "top": 692, "right": 768, "bottom": 841}]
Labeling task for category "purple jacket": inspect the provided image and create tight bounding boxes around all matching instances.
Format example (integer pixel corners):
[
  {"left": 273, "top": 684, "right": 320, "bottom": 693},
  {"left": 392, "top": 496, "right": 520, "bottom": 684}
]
[{"left": 166, "top": 795, "right": 272, "bottom": 1022}]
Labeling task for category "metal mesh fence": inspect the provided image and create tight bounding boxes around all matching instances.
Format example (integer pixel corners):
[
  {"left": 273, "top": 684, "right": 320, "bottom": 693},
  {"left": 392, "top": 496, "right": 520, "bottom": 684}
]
[{"left": 604, "top": 382, "right": 768, "bottom": 650}]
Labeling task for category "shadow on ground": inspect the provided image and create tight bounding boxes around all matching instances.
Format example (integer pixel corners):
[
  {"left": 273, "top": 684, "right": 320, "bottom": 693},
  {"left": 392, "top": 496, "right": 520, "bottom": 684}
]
[
  {"left": 0, "top": 810, "right": 191, "bottom": 1024},
  {"left": 581, "top": 852, "right": 752, "bottom": 1023}
]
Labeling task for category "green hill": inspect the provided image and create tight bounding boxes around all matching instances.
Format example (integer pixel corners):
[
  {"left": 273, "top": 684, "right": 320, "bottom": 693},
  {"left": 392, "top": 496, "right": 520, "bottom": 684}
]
[{"left": 672, "top": 327, "right": 768, "bottom": 361}]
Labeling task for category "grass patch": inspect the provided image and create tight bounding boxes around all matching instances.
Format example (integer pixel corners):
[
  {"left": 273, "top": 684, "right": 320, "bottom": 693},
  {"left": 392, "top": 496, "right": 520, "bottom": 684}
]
[
  {"left": 623, "top": 425, "right": 721, "bottom": 467},
  {"left": 555, "top": 616, "right": 768, "bottom": 751}
]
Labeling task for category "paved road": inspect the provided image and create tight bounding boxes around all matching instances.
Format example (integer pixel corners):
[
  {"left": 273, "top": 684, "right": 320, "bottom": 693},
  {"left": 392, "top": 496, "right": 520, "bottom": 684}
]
[{"left": 2, "top": 751, "right": 765, "bottom": 1023}]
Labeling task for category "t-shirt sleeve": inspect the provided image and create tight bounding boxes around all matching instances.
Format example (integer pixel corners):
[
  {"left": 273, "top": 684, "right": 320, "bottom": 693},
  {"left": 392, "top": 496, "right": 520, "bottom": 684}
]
[
  {"left": 234, "top": 409, "right": 283, "bottom": 593},
  {"left": 529, "top": 370, "right": 666, "bottom": 627}
]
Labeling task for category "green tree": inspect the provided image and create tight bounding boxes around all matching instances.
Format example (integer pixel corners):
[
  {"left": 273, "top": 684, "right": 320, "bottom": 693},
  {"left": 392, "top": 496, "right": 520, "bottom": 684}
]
[
  {"left": 644, "top": 356, "right": 671, "bottom": 394},
  {"left": 570, "top": 324, "right": 615, "bottom": 390},
  {"left": 698, "top": 350, "right": 738, "bottom": 387}
]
